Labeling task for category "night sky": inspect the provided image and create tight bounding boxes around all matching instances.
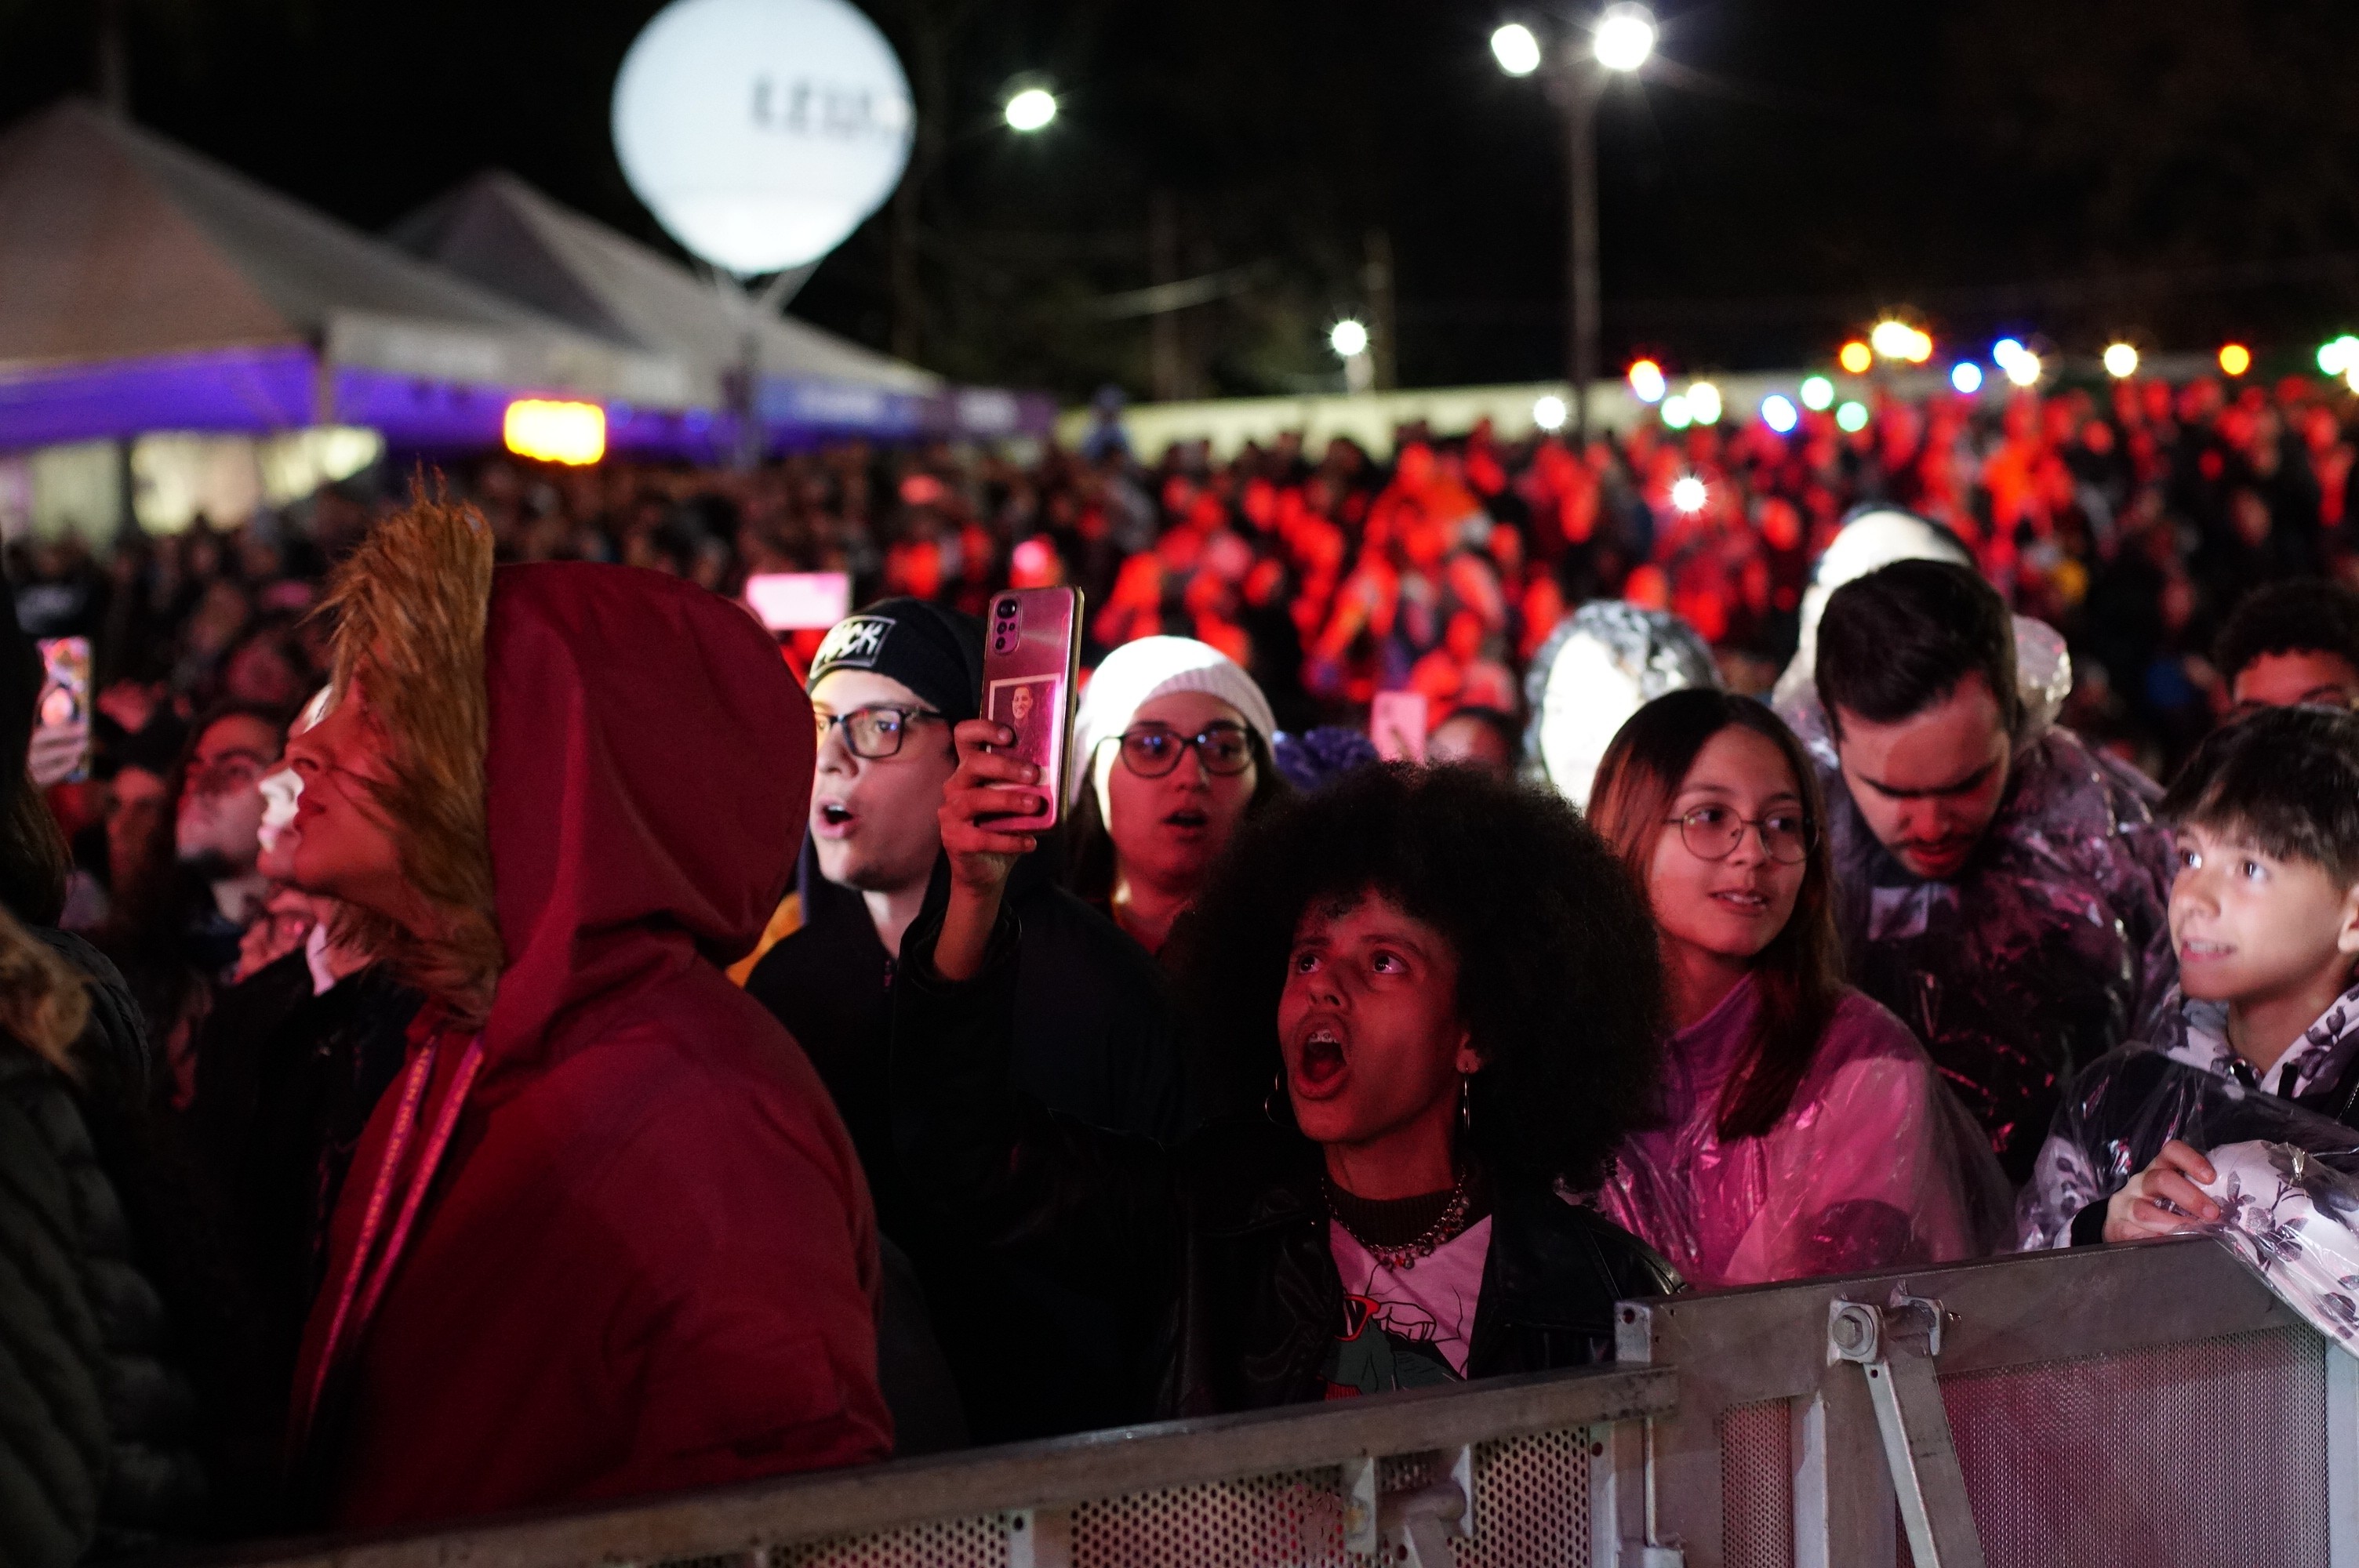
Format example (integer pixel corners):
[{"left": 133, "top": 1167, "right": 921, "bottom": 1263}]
[{"left": 5, "top": 0, "right": 2357, "bottom": 398}]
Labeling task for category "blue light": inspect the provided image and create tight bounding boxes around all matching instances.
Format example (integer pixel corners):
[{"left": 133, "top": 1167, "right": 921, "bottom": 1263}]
[
  {"left": 1760, "top": 394, "right": 1799, "bottom": 434},
  {"left": 1992, "top": 337, "right": 2024, "bottom": 365},
  {"left": 1950, "top": 362, "right": 1984, "bottom": 394}
]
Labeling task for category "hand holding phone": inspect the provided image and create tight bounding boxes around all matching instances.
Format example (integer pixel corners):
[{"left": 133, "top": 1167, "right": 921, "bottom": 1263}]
[{"left": 31, "top": 637, "right": 91, "bottom": 786}]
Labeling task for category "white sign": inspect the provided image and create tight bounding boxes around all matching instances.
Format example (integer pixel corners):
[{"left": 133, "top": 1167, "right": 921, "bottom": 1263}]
[{"left": 612, "top": 0, "right": 914, "bottom": 277}]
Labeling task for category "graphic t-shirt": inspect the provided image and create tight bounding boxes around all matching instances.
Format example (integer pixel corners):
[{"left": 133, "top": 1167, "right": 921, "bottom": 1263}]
[{"left": 1322, "top": 1216, "right": 1493, "bottom": 1397}]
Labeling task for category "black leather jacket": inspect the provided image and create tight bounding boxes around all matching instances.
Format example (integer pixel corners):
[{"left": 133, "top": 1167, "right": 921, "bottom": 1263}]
[{"left": 891, "top": 907, "right": 1681, "bottom": 1418}]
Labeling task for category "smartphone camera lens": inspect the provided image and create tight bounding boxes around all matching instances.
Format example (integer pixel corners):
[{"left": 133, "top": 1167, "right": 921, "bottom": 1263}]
[{"left": 990, "top": 597, "right": 1023, "bottom": 655}]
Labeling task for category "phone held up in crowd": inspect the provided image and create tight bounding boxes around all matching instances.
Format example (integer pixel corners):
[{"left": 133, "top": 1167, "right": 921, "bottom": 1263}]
[{"left": 980, "top": 588, "right": 1081, "bottom": 832}]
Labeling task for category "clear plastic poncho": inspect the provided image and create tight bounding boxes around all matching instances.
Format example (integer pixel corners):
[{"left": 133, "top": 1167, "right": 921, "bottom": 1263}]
[
  {"left": 2019, "top": 985, "right": 2359, "bottom": 1248},
  {"left": 1598, "top": 978, "right": 2012, "bottom": 1290},
  {"left": 2197, "top": 1142, "right": 2359, "bottom": 1352},
  {"left": 1776, "top": 624, "right": 2177, "bottom": 1181},
  {"left": 1524, "top": 601, "right": 1720, "bottom": 809},
  {"left": 2017, "top": 1018, "right": 2359, "bottom": 1353}
]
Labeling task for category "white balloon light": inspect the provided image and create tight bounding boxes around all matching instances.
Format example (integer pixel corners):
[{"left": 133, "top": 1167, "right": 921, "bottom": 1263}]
[{"left": 612, "top": 0, "right": 914, "bottom": 277}]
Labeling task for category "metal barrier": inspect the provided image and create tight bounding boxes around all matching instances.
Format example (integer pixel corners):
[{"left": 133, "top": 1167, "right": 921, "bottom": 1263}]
[{"left": 215, "top": 1238, "right": 2356, "bottom": 1568}]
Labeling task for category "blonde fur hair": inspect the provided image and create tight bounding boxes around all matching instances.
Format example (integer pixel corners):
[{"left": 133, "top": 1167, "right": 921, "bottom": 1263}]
[
  {"left": 0, "top": 905, "right": 91, "bottom": 1076},
  {"left": 318, "top": 487, "right": 503, "bottom": 1025}
]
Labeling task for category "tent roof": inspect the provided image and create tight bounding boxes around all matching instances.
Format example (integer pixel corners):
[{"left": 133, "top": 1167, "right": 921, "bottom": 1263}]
[
  {"left": 391, "top": 172, "right": 940, "bottom": 397},
  {"left": 0, "top": 101, "right": 688, "bottom": 404}
]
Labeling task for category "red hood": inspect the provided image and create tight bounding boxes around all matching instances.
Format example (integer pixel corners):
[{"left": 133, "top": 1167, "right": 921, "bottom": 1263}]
[{"left": 475, "top": 561, "right": 811, "bottom": 1087}]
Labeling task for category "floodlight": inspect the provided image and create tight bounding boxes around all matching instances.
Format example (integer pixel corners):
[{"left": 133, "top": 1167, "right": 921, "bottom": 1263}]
[
  {"left": 1491, "top": 22, "right": 1543, "bottom": 75},
  {"left": 1593, "top": 4, "right": 1656, "bottom": 71}
]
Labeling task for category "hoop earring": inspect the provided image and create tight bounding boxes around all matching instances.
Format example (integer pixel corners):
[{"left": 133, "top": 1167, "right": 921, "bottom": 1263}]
[
  {"left": 1266, "top": 1068, "right": 1285, "bottom": 1124},
  {"left": 1458, "top": 1076, "right": 1473, "bottom": 1136}
]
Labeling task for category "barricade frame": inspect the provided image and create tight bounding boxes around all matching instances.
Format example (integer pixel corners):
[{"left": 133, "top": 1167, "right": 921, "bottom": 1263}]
[
  {"left": 1621, "top": 1236, "right": 2357, "bottom": 1568},
  {"left": 200, "top": 1237, "right": 2356, "bottom": 1568}
]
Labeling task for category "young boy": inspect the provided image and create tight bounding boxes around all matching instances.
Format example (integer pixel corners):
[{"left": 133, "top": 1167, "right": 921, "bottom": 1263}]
[{"left": 2020, "top": 705, "right": 2359, "bottom": 1249}]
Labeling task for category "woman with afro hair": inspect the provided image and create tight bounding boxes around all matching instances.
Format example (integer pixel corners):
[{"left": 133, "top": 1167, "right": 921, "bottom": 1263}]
[{"left": 893, "top": 729, "right": 1678, "bottom": 1412}]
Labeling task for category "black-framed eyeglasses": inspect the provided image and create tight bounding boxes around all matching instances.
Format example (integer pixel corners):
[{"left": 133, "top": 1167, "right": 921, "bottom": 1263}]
[
  {"left": 815, "top": 705, "right": 944, "bottom": 760},
  {"left": 1113, "top": 721, "right": 1256, "bottom": 779},
  {"left": 1665, "top": 804, "right": 1815, "bottom": 866}
]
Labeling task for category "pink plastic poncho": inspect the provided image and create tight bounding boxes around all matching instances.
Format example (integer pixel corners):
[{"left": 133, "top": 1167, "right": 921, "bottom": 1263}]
[{"left": 1596, "top": 977, "right": 2009, "bottom": 1290}]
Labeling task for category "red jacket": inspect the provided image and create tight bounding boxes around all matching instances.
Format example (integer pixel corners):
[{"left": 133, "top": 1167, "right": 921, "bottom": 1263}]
[{"left": 293, "top": 562, "right": 890, "bottom": 1530}]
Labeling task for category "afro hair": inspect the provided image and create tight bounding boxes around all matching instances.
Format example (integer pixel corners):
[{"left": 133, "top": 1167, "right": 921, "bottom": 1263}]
[{"left": 1178, "top": 763, "right": 1664, "bottom": 1189}]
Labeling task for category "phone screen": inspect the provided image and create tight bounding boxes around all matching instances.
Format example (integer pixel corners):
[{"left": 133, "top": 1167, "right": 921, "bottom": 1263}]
[
  {"left": 745, "top": 572, "right": 852, "bottom": 632},
  {"left": 1370, "top": 691, "right": 1429, "bottom": 763},
  {"left": 35, "top": 636, "right": 92, "bottom": 784}
]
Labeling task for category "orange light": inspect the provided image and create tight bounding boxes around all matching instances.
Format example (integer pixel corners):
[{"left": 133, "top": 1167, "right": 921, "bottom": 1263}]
[
  {"left": 1627, "top": 358, "right": 1667, "bottom": 402},
  {"left": 503, "top": 399, "right": 606, "bottom": 465},
  {"left": 2219, "top": 343, "right": 2252, "bottom": 377},
  {"left": 1837, "top": 340, "right": 1873, "bottom": 376}
]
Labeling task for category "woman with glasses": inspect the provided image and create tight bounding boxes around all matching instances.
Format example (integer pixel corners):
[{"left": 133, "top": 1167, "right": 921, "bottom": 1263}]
[
  {"left": 1587, "top": 689, "right": 2004, "bottom": 1289},
  {"left": 1066, "top": 637, "right": 1286, "bottom": 957}
]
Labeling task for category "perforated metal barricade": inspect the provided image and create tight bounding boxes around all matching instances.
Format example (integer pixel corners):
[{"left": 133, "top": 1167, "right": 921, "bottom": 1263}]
[
  {"left": 1628, "top": 1236, "right": 2357, "bottom": 1568},
  {"left": 214, "top": 1240, "right": 2354, "bottom": 1568}
]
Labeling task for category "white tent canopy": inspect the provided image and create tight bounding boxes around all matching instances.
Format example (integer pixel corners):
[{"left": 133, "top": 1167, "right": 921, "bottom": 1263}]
[{"left": 391, "top": 171, "right": 938, "bottom": 408}]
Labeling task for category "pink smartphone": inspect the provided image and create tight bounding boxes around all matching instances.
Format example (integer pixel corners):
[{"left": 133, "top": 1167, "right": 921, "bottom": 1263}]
[
  {"left": 36, "top": 636, "right": 92, "bottom": 783},
  {"left": 1369, "top": 690, "right": 1429, "bottom": 763},
  {"left": 982, "top": 587, "right": 1081, "bottom": 833}
]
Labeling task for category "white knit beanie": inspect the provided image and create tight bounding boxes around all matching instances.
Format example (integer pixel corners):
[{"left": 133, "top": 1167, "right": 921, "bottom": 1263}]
[{"left": 1071, "top": 635, "right": 1278, "bottom": 818}]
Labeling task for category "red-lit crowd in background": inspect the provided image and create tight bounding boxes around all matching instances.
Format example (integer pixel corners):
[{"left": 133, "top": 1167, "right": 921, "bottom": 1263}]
[
  {"left": 7, "top": 365, "right": 2350, "bottom": 1009},
  {"left": 21, "top": 365, "right": 2354, "bottom": 792}
]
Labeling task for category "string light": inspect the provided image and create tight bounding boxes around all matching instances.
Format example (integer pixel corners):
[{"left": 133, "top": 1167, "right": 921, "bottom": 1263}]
[
  {"left": 1837, "top": 340, "right": 1873, "bottom": 375},
  {"left": 1800, "top": 375, "right": 1834, "bottom": 411}
]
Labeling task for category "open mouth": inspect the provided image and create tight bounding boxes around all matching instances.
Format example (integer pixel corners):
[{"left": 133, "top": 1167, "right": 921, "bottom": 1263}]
[
  {"left": 815, "top": 800, "right": 856, "bottom": 834},
  {"left": 1163, "top": 808, "right": 1210, "bottom": 831},
  {"left": 1710, "top": 887, "right": 1771, "bottom": 914},
  {"left": 1292, "top": 1024, "right": 1348, "bottom": 1098},
  {"left": 2180, "top": 938, "right": 2234, "bottom": 960}
]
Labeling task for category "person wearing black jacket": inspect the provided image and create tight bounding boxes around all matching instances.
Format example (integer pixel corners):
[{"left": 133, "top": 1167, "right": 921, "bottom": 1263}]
[
  {"left": 747, "top": 597, "right": 1186, "bottom": 1444},
  {"left": 898, "top": 753, "right": 1679, "bottom": 1415}
]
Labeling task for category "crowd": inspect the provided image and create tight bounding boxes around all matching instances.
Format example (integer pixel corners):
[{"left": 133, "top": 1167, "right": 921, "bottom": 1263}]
[{"left": 12, "top": 367, "right": 2359, "bottom": 1559}]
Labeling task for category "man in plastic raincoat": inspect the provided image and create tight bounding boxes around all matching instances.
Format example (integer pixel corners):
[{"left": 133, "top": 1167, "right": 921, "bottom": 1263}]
[{"left": 1776, "top": 524, "right": 2175, "bottom": 1182}]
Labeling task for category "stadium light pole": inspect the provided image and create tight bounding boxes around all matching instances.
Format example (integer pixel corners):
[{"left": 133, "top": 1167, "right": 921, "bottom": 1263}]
[{"left": 1494, "top": 5, "right": 1655, "bottom": 444}]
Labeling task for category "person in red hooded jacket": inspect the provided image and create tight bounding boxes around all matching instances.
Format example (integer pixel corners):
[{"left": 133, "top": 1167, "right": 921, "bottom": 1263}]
[{"left": 274, "top": 493, "right": 889, "bottom": 1529}]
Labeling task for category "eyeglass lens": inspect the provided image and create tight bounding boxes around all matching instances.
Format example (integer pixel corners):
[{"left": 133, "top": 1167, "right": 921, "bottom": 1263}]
[
  {"left": 1677, "top": 805, "right": 1812, "bottom": 864},
  {"left": 1118, "top": 724, "right": 1253, "bottom": 777},
  {"left": 816, "top": 708, "right": 914, "bottom": 760}
]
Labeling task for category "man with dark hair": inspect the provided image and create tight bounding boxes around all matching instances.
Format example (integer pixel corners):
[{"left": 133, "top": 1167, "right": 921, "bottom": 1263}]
[
  {"left": 743, "top": 598, "right": 1187, "bottom": 1446},
  {"left": 1797, "top": 560, "right": 2176, "bottom": 1181},
  {"left": 2212, "top": 579, "right": 2359, "bottom": 714}
]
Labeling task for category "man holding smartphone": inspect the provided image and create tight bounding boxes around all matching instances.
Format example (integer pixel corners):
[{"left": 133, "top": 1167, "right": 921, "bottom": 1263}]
[{"left": 745, "top": 598, "right": 1187, "bottom": 1446}]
